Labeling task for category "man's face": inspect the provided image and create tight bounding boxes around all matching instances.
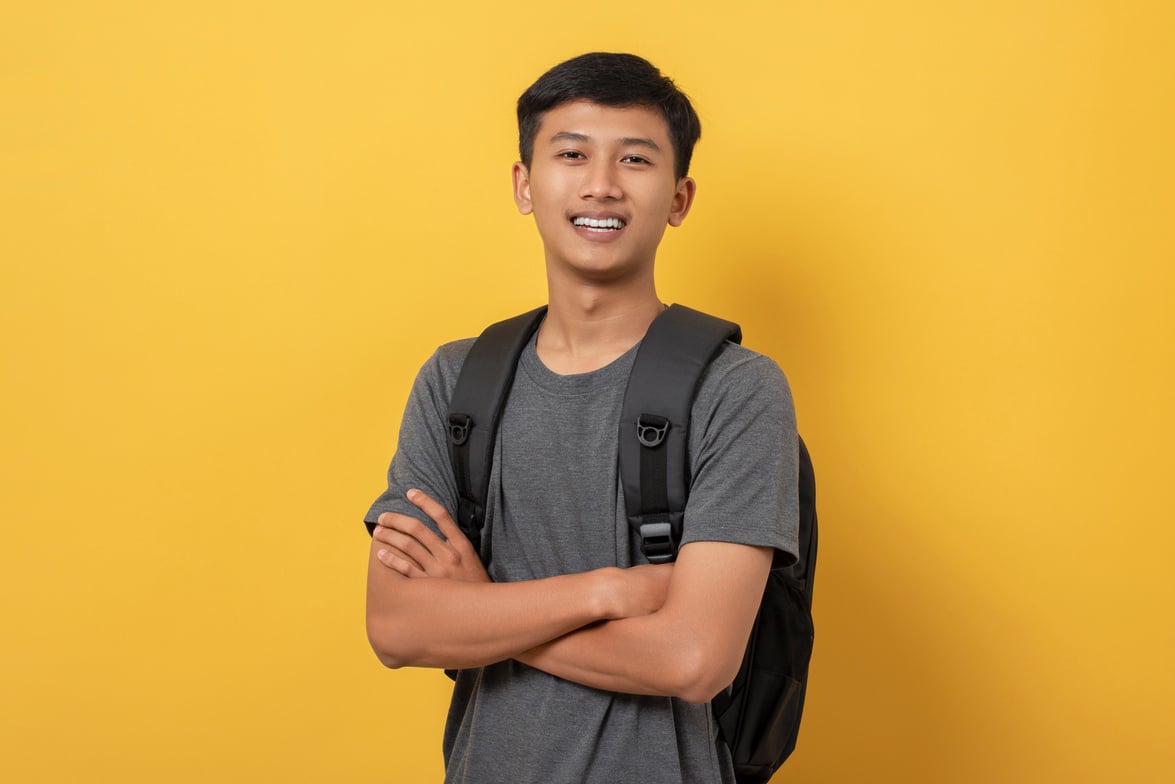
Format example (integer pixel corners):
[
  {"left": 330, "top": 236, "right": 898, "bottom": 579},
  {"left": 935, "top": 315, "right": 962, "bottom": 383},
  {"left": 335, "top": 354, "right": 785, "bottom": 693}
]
[{"left": 513, "top": 100, "right": 695, "bottom": 283}]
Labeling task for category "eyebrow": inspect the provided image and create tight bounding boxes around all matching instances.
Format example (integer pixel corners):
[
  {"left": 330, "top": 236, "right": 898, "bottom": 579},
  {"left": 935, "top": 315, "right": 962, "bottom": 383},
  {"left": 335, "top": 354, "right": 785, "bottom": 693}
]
[{"left": 548, "top": 131, "right": 663, "bottom": 153}]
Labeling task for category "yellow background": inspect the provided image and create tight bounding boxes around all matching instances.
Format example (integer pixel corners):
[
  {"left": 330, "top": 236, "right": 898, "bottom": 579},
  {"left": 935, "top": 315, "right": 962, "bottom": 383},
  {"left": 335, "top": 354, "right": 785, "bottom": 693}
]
[{"left": 2, "top": 1, "right": 1172, "bottom": 781}]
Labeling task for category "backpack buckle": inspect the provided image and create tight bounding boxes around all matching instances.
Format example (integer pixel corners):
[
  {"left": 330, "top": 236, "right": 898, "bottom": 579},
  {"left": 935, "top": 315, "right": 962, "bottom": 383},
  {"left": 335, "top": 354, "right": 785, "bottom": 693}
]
[
  {"left": 636, "top": 414, "right": 669, "bottom": 448},
  {"left": 448, "top": 414, "right": 472, "bottom": 446},
  {"left": 639, "top": 521, "right": 675, "bottom": 563}
]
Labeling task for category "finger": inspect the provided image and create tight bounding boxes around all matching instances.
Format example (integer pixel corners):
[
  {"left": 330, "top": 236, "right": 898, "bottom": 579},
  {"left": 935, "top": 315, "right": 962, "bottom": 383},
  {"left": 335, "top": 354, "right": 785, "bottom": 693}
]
[
  {"left": 378, "top": 512, "right": 445, "bottom": 543},
  {"left": 376, "top": 513, "right": 445, "bottom": 557},
  {"left": 376, "top": 546, "right": 425, "bottom": 578},
  {"left": 406, "top": 489, "right": 471, "bottom": 550},
  {"left": 373, "top": 525, "right": 436, "bottom": 569}
]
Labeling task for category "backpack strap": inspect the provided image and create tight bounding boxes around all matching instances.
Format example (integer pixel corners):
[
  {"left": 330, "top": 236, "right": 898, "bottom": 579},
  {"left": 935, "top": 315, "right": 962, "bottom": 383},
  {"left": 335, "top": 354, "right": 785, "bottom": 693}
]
[
  {"left": 447, "top": 306, "right": 548, "bottom": 560},
  {"left": 619, "top": 305, "right": 741, "bottom": 563}
]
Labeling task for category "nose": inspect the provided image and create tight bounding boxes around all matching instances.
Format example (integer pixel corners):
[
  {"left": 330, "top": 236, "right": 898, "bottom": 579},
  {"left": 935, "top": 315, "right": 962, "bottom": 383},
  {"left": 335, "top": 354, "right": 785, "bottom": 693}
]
[{"left": 580, "top": 159, "right": 622, "bottom": 200}]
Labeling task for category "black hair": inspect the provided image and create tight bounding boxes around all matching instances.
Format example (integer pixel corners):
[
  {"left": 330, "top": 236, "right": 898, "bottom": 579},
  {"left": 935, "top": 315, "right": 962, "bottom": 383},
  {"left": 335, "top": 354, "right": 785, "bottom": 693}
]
[{"left": 517, "top": 52, "right": 702, "bottom": 180}]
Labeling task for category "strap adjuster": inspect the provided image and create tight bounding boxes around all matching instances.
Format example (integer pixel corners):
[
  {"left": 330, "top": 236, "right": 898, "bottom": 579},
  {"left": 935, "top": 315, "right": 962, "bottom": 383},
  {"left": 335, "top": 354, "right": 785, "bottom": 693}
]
[
  {"left": 636, "top": 414, "right": 669, "bottom": 448},
  {"left": 639, "top": 521, "right": 675, "bottom": 563},
  {"left": 448, "top": 414, "right": 472, "bottom": 446}
]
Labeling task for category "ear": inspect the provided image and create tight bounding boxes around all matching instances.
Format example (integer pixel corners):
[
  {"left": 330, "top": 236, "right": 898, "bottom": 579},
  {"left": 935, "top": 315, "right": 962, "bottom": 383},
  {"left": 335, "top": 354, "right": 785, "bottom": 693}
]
[
  {"left": 667, "top": 176, "right": 696, "bottom": 227},
  {"left": 512, "top": 162, "right": 533, "bottom": 215}
]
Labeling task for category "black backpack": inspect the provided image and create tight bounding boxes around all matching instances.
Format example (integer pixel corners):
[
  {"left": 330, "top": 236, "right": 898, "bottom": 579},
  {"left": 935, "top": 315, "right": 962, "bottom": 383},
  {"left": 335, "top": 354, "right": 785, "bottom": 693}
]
[{"left": 445, "top": 304, "right": 817, "bottom": 784}]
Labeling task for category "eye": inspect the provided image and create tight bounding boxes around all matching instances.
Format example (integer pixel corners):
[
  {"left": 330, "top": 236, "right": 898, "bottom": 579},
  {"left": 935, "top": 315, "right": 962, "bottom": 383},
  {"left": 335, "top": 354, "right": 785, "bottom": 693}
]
[
  {"left": 621, "top": 155, "right": 651, "bottom": 165},
  {"left": 558, "top": 150, "right": 586, "bottom": 160}
]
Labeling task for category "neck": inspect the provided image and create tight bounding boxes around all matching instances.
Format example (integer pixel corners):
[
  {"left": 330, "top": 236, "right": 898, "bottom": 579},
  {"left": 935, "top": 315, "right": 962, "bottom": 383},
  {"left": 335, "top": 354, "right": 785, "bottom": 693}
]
[{"left": 537, "top": 275, "right": 663, "bottom": 376}]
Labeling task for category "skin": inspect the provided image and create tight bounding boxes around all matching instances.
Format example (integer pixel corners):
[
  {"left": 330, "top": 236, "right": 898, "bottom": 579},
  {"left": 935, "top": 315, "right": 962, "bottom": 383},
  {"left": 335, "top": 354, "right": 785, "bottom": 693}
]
[
  {"left": 366, "top": 492, "right": 673, "bottom": 671},
  {"left": 513, "top": 100, "right": 695, "bottom": 373},
  {"left": 365, "top": 100, "right": 773, "bottom": 703}
]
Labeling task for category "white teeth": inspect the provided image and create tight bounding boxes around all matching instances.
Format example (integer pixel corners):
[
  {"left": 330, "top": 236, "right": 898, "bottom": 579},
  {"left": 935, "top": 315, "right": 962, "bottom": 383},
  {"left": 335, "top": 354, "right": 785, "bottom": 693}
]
[{"left": 573, "top": 216, "right": 625, "bottom": 230}]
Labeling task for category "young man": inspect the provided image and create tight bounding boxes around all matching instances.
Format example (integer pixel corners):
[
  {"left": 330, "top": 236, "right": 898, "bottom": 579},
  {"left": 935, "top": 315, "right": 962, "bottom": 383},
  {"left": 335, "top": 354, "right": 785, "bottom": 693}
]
[{"left": 365, "top": 53, "right": 799, "bottom": 784}]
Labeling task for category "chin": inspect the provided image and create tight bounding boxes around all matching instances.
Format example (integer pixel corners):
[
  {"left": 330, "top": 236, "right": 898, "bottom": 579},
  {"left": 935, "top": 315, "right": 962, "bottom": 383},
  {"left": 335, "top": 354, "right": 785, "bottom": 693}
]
[
  {"left": 552, "top": 250, "right": 654, "bottom": 283},
  {"left": 565, "top": 259, "right": 647, "bottom": 284}
]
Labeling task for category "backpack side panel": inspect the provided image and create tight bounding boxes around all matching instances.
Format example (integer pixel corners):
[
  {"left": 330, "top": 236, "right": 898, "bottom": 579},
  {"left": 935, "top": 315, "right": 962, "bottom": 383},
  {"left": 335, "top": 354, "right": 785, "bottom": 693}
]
[{"left": 714, "top": 437, "right": 817, "bottom": 782}]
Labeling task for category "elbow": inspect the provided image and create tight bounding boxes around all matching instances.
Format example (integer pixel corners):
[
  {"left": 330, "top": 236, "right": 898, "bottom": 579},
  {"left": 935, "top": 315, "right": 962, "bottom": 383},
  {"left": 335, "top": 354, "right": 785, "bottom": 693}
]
[
  {"left": 366, "top": 571, "right": 431, "bottom": 669},
  {"left": 669, "top": 643, "right": 741, "bottom": 704},
  {"left": 372, "top": 646, "right": 408, "bottom": 670},
  {"left": 677, "top": 673, "right": 733, "bottom": 705},
  {"left": 366, "top": 614, "right": 413, "bottom": 670}
]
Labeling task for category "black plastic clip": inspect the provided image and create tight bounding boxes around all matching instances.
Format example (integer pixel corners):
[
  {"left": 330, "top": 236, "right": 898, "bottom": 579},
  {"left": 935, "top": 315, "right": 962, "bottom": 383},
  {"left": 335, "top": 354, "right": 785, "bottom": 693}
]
[
  {"left": 639, "top": 521, "right": 675, "bottom": 563},
  {"left": 448, "top": 414, "right": 472, "bottom": 446},
  {"left": 636, "top": 414, "right": 669, "bottom": 448}
]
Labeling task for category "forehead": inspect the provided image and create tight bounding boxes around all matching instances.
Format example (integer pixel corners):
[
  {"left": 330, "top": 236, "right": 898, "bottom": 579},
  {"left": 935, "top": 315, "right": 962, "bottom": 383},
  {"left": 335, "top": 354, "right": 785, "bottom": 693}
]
[{"left": 535, "top": 100, "right": 671, "bottom": 147}]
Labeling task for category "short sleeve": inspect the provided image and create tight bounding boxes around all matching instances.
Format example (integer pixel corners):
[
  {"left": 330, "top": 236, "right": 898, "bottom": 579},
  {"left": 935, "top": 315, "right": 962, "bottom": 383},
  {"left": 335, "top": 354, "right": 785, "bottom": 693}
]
[
  {"left": 363, "top": 339, "right": 474, "bottom": 537},
  {"left": 679, "top": 345, "right": 800, "bottom": 565}
]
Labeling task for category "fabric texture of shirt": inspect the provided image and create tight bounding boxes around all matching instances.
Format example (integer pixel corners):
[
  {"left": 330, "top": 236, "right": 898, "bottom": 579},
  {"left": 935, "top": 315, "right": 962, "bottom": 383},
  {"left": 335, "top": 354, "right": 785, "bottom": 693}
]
[{"left": 366, "top": 329, "right": 799, "bottom": 784}]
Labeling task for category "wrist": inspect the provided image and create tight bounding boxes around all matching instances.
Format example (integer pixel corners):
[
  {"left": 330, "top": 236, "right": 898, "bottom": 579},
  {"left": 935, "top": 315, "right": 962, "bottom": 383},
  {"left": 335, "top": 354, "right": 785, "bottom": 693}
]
[{"left": 591, "top": 567, "right": 623, "bottom": 620}]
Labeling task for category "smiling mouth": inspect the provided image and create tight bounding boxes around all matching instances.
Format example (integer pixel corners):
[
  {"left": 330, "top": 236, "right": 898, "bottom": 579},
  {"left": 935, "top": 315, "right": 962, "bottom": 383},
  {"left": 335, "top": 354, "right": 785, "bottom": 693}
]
[{"left": 572, "top": 216, "right": 626, "bottom": 232}]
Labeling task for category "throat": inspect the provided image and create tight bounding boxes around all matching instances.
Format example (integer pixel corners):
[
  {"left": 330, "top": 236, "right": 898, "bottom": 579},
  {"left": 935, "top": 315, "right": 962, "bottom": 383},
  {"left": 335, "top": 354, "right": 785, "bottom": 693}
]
[{"left": 535, "top": 294, "right": 664, "bottom": 375}]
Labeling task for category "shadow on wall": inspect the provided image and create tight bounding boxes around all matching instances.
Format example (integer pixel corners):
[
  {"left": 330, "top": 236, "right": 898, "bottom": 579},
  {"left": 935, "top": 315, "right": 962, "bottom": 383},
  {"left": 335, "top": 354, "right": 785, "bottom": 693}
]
[{"left": 702, "top": 166, "right": 1062, "bottom": 781}]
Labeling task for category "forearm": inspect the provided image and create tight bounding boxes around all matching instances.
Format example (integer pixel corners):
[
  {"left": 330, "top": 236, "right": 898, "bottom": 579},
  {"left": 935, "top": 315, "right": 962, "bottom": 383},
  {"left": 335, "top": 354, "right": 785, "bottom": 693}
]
[
  {"left": 517, "top": 542, "right": 772, "bottom": 703},
  {"left": 366, "top": 538, "right": 615, "bottom": 670},
  {"left": 517, "top": 611, "right": 714, "bottom": 702}
]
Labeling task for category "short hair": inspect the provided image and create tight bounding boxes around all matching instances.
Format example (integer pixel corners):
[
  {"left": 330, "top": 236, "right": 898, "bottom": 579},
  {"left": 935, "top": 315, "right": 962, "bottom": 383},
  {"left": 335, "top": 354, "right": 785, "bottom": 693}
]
[{"left": 517, "top": 52, "right": 702, "bottom": 180}]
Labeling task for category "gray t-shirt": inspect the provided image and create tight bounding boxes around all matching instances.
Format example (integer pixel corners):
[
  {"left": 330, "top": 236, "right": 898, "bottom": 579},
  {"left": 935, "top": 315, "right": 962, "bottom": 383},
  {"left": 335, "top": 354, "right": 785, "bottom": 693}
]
[{"left": 366, "top": 330, "right": 799, "bottom": 784}]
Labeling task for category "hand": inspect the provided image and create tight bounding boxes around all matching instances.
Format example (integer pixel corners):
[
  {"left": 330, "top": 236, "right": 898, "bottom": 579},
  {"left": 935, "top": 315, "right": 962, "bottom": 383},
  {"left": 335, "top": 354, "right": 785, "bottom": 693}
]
[
  {"left": 604, "top": 563, "right": 673, "bottom": 620},
  {"left": 373, "top": 489, "right": 490, "bottom": 582}
]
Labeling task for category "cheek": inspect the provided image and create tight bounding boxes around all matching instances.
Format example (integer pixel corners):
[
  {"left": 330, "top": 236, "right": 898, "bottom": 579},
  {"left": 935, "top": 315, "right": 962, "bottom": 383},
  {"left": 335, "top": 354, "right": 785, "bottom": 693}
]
[{"left": 531, "top": 204, "right": 570, "bottom": 237}]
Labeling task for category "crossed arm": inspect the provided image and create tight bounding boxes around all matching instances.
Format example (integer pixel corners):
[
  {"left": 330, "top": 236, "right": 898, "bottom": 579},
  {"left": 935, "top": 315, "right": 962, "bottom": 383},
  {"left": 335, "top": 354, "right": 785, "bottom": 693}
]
[{"left": 365, "top": 489, "right": 772, "bottom": 704}]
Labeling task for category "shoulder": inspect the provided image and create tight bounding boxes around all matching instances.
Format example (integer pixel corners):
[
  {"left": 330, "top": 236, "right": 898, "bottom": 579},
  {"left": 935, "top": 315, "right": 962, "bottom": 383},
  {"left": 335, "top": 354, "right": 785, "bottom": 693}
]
[
  {"left": 414, "top": 336, "right": 476, "bottom": 390},
  {"left": 694, "top": 341, "right": 793, "bottom": 415},
  {"left": 431, "top": 336, "right": 477, "bottom": 376},
  {"left": 708, "top": 341, "right": 787, "bottom": 380}
]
